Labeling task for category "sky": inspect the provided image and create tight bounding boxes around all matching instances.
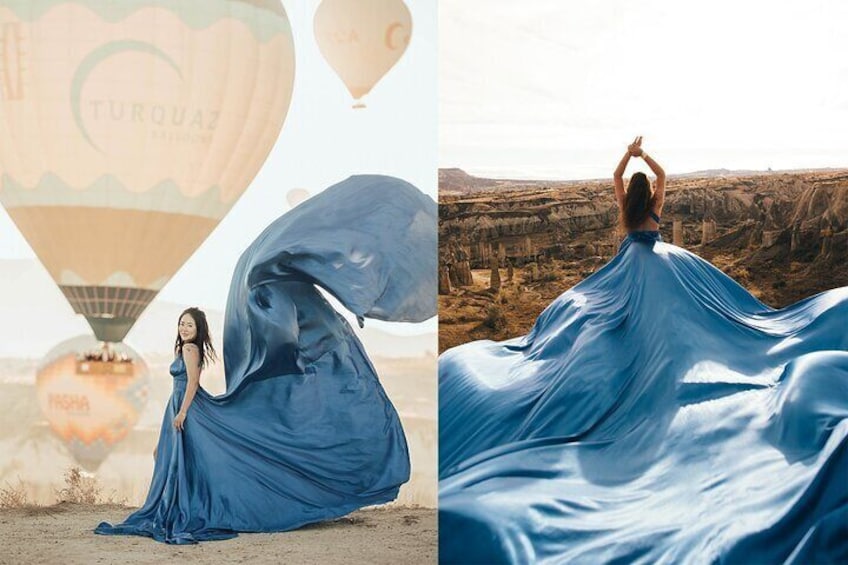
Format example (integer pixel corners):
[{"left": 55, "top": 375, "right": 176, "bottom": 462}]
[
  {"left": 0, "top": 0, "right": 437, "bottom": 336},
  {"left": 440, "top": 0, "right": 848, "bottom": 180}
]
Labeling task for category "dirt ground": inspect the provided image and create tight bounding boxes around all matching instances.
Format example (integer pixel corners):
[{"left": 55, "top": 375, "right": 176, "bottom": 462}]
[{"left": 0, "top": 503, "right": 436, "bottom": 565}]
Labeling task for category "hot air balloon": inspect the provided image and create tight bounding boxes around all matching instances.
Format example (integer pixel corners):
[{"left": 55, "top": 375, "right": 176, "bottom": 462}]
[
  {"left": 0, "top": 1, "right": 296, "bottom": 343},
  {"left": 286, "top": 187, "right": 311, "bottom": 208},
  {"left": 36, "top": 335, "right": 150, "bottom": 471},
  {"left": 314, "top": 0, "right": 412, "bottom": 108}
]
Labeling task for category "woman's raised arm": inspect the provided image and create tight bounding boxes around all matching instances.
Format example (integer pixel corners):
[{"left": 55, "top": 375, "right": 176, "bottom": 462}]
[
  {"left": 614, "top": 147, "right": 633, "bottom": 209},
  {"left": 641, "top": 150, "right": 666, "bottom": 215},
  {"left": 614, "top": 136, "right": 645, "bottom": 208}
]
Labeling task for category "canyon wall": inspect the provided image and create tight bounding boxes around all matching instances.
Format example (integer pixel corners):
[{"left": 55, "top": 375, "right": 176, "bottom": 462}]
[{"left": 439, "top": 170, "right": 848, "bottom": 291}]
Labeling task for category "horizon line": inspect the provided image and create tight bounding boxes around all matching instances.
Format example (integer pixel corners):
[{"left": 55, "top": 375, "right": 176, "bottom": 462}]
[{"left": 439, "top": 165, "right": 848, "bottom": 184}]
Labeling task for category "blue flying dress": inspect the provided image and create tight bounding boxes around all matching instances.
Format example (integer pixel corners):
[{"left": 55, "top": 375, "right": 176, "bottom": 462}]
[
  {"left": 439, "top": 230, "right": 848, "bottom": 564},
  {"left": 95, "top": 175, "right": 436, "bottom": 544}
]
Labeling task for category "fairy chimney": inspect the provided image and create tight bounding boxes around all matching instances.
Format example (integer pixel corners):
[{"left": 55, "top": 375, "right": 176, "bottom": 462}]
[
  {"left": 673, "top": 220, "right": 683, "bottom": 246},
  {"left": 454, "top": 261, "right": 473, "bottom": 286},
  {"left": 790, "top": 223, "right": 801, "bottom": 252},
  {"left": 439, "top": 267, "right": 452, "bottom": 295},
  {"left": 701, "top": 219, "right": 716, "bottom": 245},
  {"left": 489, "top": 254, "right": 501, "bottom": 291}
]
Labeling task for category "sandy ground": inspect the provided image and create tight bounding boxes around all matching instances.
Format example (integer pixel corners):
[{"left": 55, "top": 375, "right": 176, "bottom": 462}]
[{"left": 0, "top": 503, "right": 436, "bottom": 565}]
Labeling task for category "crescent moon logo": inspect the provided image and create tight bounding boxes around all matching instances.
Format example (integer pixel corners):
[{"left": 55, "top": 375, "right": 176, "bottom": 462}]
[
  {"left": 71, "top": 40, "right": 182, "bottom": 153},
  {"left": 384, "top": 22, "right": 408, "bottom": 50}
]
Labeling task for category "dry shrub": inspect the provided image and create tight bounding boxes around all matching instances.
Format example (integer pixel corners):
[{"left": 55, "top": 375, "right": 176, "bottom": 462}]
[
  {"left": 2, "top": 467, "right": 127, "bottom": 509},
  {"left": 55, "top": 467, "right": 127, "bottom": 505},
  {"left": 0, "top": 478, "right": 29, "bottom": 508},
  {"left": 731, "top": 267, "right": 751, "bottom": 283},
  {"left": 55, "top": 466, "right": 102, "bottom": 504},
  {"left": 483, "top": 305, "right": 507, "bottom": 331},
  {"left": 537, "top": 271, "right": 559, "bottom": 283}
]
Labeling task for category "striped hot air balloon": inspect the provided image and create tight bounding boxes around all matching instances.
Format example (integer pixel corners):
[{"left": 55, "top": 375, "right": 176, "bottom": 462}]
[{"left": 0, "top": 0, "right": 295, "bottom": 342}]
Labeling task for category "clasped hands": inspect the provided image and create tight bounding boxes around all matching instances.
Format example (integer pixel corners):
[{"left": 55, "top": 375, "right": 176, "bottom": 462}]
[{"left": 628, "top": 136, "right": 644, "bottom": 158}]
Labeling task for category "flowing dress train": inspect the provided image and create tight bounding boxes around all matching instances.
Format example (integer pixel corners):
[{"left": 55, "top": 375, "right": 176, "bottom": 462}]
[
  {"left": 439, "top": 231, "right": 848, "bottom": 564},
  {"left": 95, "top": 175, "right": 436, "bottom": 543}
]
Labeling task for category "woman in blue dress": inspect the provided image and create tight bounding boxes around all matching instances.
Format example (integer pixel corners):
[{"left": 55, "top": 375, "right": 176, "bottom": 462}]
[
  {"left": 95, "top": 174, "right": 437, "bottom": 544},
  {"left": 614, "top": 135, "right": 665, "bottom": 234},
  {"left": 438, "top": 140, "right": 848, "bottom": 564},
  {"left": 166, "top": 308, "right": 215, "bottom": 440}
]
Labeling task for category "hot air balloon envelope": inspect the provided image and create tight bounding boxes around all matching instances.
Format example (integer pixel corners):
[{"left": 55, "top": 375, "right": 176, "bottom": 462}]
[
  {"left": 314, "top": 0, "right": 412, "bottom": 107},
  {"left": 35, "top": 335, "right": 150, "bottom": 471},
  {"left": 0, "top": 1, "right": 296, "bottom": 342},
  {"left": 286, "top": 188, "right": 311, "bottom": 208}
]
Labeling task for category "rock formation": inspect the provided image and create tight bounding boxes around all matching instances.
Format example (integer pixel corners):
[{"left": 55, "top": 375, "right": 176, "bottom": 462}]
[
  {"left": 701, "top": 219, "right": 717, "bottom": 245},
  {"left": 440, "top": 169, "right": 848, "bottom": 273},
  {"left": 439, "top": 267, "right": 452, "bottom": 295},
  {"left": 489, "top": 255, "right": 501, "bottom": 291},
  {"left": 673, "top": 220, "right": 683, "bottom": 246}
]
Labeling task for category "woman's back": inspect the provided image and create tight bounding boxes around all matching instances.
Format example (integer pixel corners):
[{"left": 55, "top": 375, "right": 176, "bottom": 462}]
[
  {"left": 627, "top": 209, "right": 661, "bottom": 233},
  {"left": 627, "top": 210, "right": 660, "bottom": 233}
]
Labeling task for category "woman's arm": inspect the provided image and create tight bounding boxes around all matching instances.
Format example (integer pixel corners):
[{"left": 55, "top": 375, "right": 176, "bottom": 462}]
[
  {"left": 614, "top": 136, "right": 643, "bottom": 209},
  {"left": 613, "top": 150, "right": 630, "bottom": 209},
  {"left": 174, "top": 343, "right": 201, "bottom": 431},
  {"left": 641, "top": 152, "right": 666, "bottom": 215}
]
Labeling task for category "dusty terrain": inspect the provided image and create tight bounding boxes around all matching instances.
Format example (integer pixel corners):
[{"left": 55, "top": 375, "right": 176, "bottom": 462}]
[
  {"left": 439, "top": 168, "right": 848, "bottom": 352},
  {"left": 0, "top": 353, "right": 436, "bottom": 509},
  {"left": 0, "top": 504, "right": 435, "bottom": 565},
  {"left": 0, "top": 349, "right": 437, "bottom": 564}
]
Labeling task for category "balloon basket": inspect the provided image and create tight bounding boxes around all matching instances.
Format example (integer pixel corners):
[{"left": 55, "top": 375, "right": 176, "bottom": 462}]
[{"left": 75, "top": 359, "right": 135, "bottom": 378}]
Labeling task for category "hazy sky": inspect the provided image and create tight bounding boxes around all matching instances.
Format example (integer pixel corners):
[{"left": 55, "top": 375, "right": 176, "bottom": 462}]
[
  {"left": 0, "top": 0, "right": 437, "bottom": 336},
  {"left": 441, "top": 0, "right": 848, "bottom": 180}
]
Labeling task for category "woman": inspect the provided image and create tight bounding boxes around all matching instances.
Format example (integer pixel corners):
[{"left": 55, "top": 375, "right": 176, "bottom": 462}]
[
  {"left": 614, "top": 135, "right": 665, "bottom": 234},
  {"left": 95, "top": 174, "right": 437, "bottom": 544},
  {"left": 152, "top": 307, "right": 215, "bottom": 462},
  {"left": 438, "top": 141, "right": 848, "bottom": 564}
]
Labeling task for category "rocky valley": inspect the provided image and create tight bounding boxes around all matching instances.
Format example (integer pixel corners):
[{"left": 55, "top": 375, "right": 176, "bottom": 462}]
[{"left": 439, "top": 168, "right": 848, "bottom": 352}]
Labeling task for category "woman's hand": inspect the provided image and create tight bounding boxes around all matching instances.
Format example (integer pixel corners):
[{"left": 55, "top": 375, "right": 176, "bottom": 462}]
[
  {"left": 628, "top": 136, "right": 643, "bottom": 157},
  {"left": 173, "top": 411, "right": 187, "bottom": 432}
]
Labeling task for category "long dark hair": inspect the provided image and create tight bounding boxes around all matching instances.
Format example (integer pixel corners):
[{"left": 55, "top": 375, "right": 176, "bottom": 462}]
[
  {"left": 174, "top": 307, "right": 217, "bottom": 370},
  {"left": 621, "top": 172, "right": 655, "bottom": 230}
]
